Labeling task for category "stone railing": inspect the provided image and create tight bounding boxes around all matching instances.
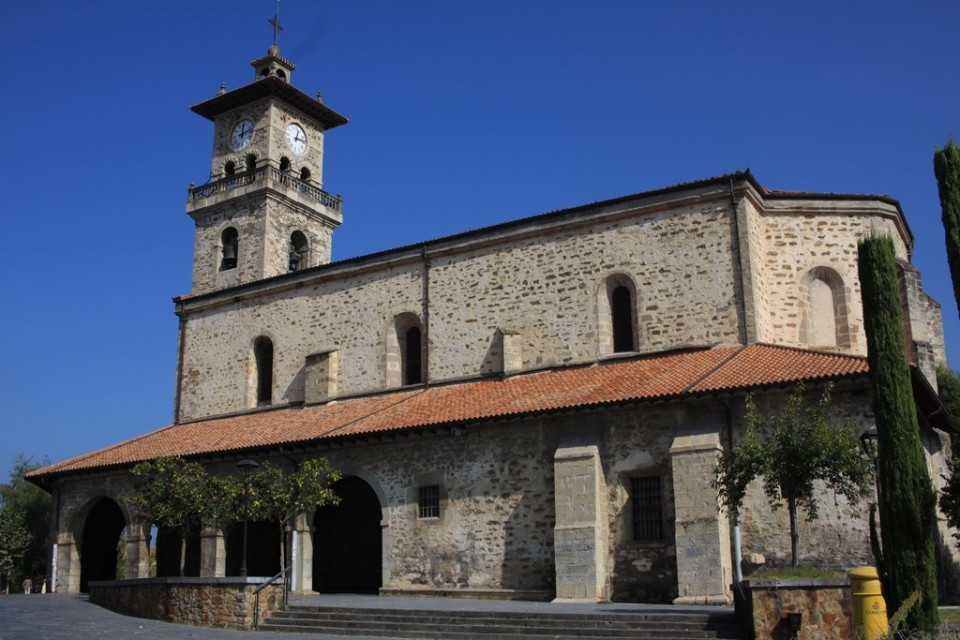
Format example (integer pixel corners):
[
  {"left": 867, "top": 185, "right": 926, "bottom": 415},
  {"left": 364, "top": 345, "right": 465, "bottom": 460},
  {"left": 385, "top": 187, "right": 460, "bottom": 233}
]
[
  {"left": 88, "top": 577, "right": 283, "bottom": 630},
  {"left": 737, "top": 578, "right": 851, "bottom": 640},
  {"left": 188, "top": 166, "right": 342, "bottom": 212}
]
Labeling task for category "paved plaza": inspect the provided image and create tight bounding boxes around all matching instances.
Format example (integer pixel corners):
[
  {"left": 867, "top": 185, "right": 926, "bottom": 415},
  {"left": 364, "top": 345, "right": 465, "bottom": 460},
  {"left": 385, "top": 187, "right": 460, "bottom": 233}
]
[{"left": 0, "top": 593, "right": 386, "bottom": 640}]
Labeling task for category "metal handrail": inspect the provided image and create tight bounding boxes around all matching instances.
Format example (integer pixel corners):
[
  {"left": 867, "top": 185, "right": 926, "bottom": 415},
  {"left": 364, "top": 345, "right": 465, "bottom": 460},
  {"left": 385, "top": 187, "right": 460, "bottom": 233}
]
[{"left": 253, "top": 564, "right": 291, "bottom": 630}]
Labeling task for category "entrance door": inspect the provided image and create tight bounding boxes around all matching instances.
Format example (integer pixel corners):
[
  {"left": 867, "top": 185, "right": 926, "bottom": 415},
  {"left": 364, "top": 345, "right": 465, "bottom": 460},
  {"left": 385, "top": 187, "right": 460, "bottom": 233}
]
[{"left": 313, "top": 476, "right": 382, "bottom": 593}]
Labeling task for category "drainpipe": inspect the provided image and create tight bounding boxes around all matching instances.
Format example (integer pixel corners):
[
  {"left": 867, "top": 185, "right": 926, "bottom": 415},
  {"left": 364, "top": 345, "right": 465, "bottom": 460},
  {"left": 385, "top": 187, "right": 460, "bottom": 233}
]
[
  {"left": 728, "top": 179, "right": 748, "bottom": 345},
  {"left": 722, "top": 400, "right": 743, "bottom": 583},
  {"left": 421, "top": 245, "right": 431, "bottom": 384}
]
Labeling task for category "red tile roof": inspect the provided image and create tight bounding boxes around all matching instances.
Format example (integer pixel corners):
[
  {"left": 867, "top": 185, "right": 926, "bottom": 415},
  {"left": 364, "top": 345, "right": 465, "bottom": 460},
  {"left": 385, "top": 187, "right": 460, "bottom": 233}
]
[{"left": 29, "top": 344, "right": 868, "bottom": 480}]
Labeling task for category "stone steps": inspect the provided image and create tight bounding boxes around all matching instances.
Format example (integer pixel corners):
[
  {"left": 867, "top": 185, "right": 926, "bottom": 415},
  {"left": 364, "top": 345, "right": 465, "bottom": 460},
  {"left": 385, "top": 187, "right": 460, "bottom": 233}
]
[{"left": 260, "top": 604, "right": 745, "bottom": 639}]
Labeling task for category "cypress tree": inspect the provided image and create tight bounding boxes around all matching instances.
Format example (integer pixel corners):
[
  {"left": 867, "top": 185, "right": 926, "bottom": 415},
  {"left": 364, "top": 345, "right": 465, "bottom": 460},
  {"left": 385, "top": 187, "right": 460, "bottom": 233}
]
[
  {"left": 934, "top": 138, "right": 960, "bottom": 317},
  {"left": 857, "top": 235, "right": 939, "bottom": 633}
]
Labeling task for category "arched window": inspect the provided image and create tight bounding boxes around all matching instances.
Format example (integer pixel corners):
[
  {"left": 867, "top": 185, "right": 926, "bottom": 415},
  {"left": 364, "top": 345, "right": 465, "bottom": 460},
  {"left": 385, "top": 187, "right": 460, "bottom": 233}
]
[
  {"left": 289, "top": 231, "right": 308, "bottom": 271},
  {"left": 279, "top": 156, "right": 291, "bottom": 172},
  {"left": 611, "top": 286, "right": 635, "bottom": 353},
  {"left": 224, "top": 161, "right": 236, "bottom": 177},
  {"left": 801, "top": 267, "right": 850, "bottom": 348},
  {"left": 403, "top": 326, "right": 422, "bottom": 385},
  {"left": 388, "top": 313, "right": 424, "bottom": 387},
  {"left": 300, "top": 167, "right": 311, "bottom": 182},
  {"left": 220, "top": 227, "right": 238, "bottom": 271},
  {"left": 245, "top": 154, "right": 257, "bottom": 173},
  {"left": 254, "top": 337, "right": 274, "bottom": 406}
]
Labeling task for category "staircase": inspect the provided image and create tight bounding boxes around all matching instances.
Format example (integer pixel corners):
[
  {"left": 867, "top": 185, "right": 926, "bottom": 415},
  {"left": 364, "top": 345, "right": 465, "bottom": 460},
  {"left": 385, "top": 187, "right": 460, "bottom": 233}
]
[{"left": 259, "top": 600, "right": 746, "bottom": 640}]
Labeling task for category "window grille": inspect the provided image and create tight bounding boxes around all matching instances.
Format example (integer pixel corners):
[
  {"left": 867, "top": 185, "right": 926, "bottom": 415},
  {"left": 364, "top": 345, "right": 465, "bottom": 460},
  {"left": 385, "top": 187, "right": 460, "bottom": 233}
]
[
  {"left": 418, "top": 485, "right": 440, "bottom": 518},
  {"left": 631, "top": 476, "right": 663, "bottom": 541}
]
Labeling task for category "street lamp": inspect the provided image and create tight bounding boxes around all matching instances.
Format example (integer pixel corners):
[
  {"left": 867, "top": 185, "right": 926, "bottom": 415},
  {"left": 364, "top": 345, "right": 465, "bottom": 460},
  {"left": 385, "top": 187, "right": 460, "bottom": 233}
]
[{"left": 236, "top": 458, "right": 260, "bottom": 578}]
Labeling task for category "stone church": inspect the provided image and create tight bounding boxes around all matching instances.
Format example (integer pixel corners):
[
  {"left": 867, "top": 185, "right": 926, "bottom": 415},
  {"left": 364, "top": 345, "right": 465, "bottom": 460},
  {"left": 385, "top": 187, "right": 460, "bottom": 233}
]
[{"left": 28, "top": 39, "right": 958, "bottom": 605}]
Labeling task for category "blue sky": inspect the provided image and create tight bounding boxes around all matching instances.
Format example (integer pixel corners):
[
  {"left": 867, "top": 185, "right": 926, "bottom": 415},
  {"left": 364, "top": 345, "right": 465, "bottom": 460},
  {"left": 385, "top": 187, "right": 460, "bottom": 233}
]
[{"left": 2, "top": 1, "right": 959, "bottom": 482}]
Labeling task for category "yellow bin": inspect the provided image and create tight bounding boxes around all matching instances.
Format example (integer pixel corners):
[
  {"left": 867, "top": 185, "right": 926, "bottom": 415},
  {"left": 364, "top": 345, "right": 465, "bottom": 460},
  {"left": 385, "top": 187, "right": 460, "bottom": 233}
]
[{"left": 849, "top": 566, "right": 888, "bottom": 640}]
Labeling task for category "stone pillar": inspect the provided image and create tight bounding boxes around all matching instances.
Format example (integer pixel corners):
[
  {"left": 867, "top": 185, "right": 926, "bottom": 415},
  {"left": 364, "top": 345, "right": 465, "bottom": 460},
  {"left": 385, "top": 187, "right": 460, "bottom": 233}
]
[
  {"left": 553, "top": 444, "right": 609, "bottom": 602},
  {"left": 290, "top": 513, "right": 315, "bottom": 594},
  {"left": 124, "top": 522, "right": 152, "bottom": 579},
  {"left": 199, "top": 526, "right": 226, "bottom": 578},
  {"left": 670, "top": 421, "right": 732, "bottom": 605},
  {"left": 56, "top": 532, "right": 80, "bottom": 594}
]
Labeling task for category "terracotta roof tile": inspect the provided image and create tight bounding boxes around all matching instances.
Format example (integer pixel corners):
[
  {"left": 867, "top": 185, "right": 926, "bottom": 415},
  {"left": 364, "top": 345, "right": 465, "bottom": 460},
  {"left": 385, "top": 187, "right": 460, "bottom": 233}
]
[{"left": 29, "top": 344, "right": 868, "bottom": 480}]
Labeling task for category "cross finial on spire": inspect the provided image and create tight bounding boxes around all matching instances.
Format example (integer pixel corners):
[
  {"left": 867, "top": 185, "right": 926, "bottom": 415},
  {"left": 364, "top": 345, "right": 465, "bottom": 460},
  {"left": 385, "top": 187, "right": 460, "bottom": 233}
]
[{"left": 268, "top": 0, "right": 284, "bottom": 47}]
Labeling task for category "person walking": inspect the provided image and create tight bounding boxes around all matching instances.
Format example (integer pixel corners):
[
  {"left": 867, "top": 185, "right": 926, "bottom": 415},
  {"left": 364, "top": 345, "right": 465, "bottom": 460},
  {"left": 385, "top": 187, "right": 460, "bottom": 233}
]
[{"left": 22, "top": 577, "right": 32, "bottom": 594}]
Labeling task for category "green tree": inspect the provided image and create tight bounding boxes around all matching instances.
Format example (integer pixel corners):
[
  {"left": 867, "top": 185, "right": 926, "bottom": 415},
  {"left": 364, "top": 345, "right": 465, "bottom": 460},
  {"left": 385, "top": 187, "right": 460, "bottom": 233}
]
[
  {"left": 858, "top": 234, "right": 939, "bottom": 633},
  {"left": 127, "top": 457, "right": 210, "bottom": 577},
  {"left": 247, "top": 458, "right": 340, "bottom": 578},
  {"left": 934, "top": 138, "right": 960, "bottom": 317},
  {"left": 715, "top": 383, "right": 873, "bottom": 567},
  {"left": 0, "top": 454, "right": 52, "bottom": 590}
]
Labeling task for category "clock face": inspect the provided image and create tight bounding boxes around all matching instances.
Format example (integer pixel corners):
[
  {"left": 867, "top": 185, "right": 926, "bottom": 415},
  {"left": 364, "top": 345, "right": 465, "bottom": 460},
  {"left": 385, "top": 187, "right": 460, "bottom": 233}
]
[
  {"left": 230, "top": 119, "right": 254, "bottom": 150},
  {"left": 286, "top": 123, "right": 307, "bottom": 155}
]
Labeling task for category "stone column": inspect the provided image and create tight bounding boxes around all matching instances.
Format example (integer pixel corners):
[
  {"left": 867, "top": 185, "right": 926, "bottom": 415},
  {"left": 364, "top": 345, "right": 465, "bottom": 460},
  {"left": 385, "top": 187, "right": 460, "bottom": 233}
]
[
  {"left": 124, "top": 522, "right": 152, "bottom": 579},
  {"left": 290, "top": 513, "right": 315, "bottom": 594},
  {"left": 56, "top": 532, "right": 79, "bottom": 594},
  {"left": 670, "top": 421, "right": 732, "bottom": 605},
  {"left": 199, "top": 526, "right": 226, "bottom": 577},
  {"left": 553, "top": 444, "right": 609, "bottom": 602}
]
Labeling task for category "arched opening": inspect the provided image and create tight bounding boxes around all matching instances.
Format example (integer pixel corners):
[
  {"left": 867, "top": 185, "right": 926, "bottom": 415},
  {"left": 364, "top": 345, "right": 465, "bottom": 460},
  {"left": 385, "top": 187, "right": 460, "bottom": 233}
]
[
  {"left": 299, "top": 167, "right": 311, "bottom": 182},
  {"left": 277, "top": 69, "right": 287, "bottom": 82},
  {"left": 225, "top": 520, "right": 281, "bottom": 577},
  {"left": 78, "top": 498, "right": 126, "bottom": 592},
  {"left": 245, "top": 154, "right": 257, "bottom": 173},
  {"left": 154, "top": 527, "right": 201, "bottom": 577},
  {"left": 254, "top": 336, "right": 274, "bottom": 406},
  {"left": 220, "top": 227, "right": 238, "bottom": 271},
  {"left": 611, "top": 286, "right": 635, "bottom": 353},
  {"left": 313, "top": 477, "right": 382, "bottom": 593},
  {"left": 224, "top": 160, "right": 236, "bottom": 177},
  {"left": 289, "top": 231, "right": 308, "bottom": 272},
  {"left": 279, "top": 156, "right": 291, "bottom": 172}
]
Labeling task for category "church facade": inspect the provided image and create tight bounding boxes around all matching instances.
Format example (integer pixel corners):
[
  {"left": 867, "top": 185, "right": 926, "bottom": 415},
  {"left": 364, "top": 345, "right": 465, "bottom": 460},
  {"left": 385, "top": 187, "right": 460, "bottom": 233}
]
[{"left": 29, "top": 42, "right": 957, "bottom": 605}]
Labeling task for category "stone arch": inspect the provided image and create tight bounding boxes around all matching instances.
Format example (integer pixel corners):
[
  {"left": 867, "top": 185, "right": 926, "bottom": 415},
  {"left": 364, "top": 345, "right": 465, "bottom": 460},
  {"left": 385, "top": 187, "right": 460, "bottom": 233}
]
[
  {"left": 289, "top": 230, "right": 309, "bottom": 272},
  {"left": 597, "top": 273, "right": 639, "bottom": 356},
  {"left": 799, "top": 266, "right": 850, "bottom": 348},
  {"left": 313, "top": 475, "right": 384, "bottom": 593},
  {"left": 72, "top": 496, "right": 129, "bottom": 592},
  {"left": 219, "top": 226, "right": 239, "bottom": 272}
]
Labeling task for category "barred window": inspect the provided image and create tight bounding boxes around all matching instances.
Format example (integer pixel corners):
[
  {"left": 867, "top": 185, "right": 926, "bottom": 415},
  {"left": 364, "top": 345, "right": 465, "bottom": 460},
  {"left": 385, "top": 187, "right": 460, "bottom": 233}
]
[
  {"left": 631, "top": 476, "right": 663, "bottom": 541},
  {"left": 418, "top": 485, "right": 440, "bottom": 518}
]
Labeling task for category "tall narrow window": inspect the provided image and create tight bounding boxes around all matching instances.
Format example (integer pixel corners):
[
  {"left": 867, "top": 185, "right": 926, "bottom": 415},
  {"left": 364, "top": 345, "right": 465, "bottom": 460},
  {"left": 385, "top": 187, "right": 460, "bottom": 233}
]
[
  {"left": 611, "top": 286, "right": 635, "bottom": 352},
  {"left": 245, "top": 154, "right": 257, "bottom": 172},
  {"left": 404, "top": 326, "right": 422, "bottom": 385},
  {"left": 220, "top": 227, "right": 238, "bottom": 271},
  {"left": 289, "top": 231, "right": 308, "bottom": 272},
  {"left": 254, "top": 337, "right": 274, "bottom": 406},
  {"left": 224, "top": 161, "right": 236, "bottom": 177},
  {"left": 631, "top": 476, "right": 663, "bottom": 541}
]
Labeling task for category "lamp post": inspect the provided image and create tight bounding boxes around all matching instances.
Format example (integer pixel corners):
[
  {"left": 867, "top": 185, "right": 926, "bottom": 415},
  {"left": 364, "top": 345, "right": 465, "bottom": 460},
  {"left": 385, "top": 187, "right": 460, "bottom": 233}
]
[{"left": 236, "top": 458, "right": 260, "bottom": 578}]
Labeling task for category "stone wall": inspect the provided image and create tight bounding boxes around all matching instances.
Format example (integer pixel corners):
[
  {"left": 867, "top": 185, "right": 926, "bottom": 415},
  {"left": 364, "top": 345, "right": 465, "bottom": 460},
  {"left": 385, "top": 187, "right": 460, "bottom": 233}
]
[
  {"left": 88, "top": 578, "right": 283, "bottom": 629},
  {"left": 740, "top": 579, "right": 851, "bottom": 640}
]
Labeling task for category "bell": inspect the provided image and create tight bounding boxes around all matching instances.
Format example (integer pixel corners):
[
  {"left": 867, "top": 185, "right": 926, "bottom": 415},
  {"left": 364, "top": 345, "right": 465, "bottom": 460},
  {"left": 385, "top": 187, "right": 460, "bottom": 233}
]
[
  {"left": 223, "top": 243, "right": 237, "bottom": 261},
  {"left": 289, "top": 248, "right": 301, "bottom": 272}
]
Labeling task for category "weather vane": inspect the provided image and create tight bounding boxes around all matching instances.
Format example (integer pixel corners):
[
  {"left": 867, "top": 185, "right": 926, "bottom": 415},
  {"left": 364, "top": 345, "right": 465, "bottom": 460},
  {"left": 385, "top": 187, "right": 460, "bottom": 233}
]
[{"left": 268, "top": 0, "right": 284, "bottom": 47}]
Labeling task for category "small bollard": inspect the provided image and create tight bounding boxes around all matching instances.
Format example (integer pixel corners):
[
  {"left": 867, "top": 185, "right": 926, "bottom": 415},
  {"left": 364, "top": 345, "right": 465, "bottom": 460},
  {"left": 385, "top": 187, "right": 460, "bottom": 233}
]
[{"left": 848, "top": 566, "right": 887, "bottom": 640}]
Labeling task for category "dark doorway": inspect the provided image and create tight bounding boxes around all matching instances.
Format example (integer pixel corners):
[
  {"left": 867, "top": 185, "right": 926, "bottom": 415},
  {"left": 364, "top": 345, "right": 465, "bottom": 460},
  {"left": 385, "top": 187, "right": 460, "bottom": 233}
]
[
  {"left": 79, "top": 498, "right": 126, "bottom": 592},
  {"left": 225, "top": 520, "right": 282, "bottom": 577},
  {"left": 155, "top": 527, "right": 201, "bottom": 577},
  {"left": 313, "top": 477, "right": 382, "bottom": 593}
]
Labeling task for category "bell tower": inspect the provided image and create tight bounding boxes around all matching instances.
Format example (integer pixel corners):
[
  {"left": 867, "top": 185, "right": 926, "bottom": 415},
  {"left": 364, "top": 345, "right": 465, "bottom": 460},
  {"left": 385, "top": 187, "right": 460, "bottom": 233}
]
[{"left": 185, "top": 29, "right": 348, "bottom": 295}]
